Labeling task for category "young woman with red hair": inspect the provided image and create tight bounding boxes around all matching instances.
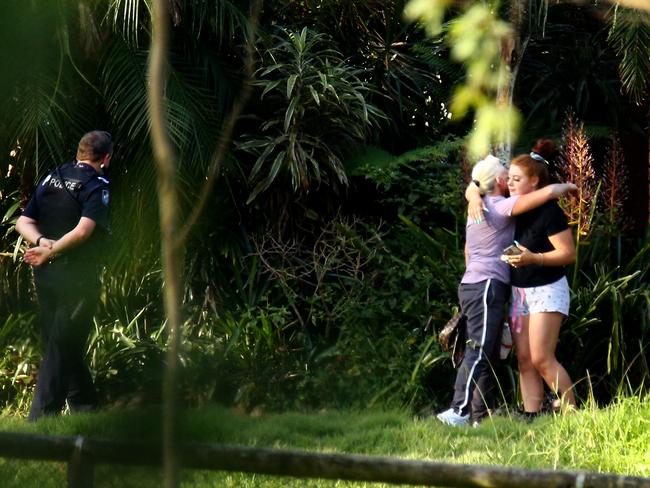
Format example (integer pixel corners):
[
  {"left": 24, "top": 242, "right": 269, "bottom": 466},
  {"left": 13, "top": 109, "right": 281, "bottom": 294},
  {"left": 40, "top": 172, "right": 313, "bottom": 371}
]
[{"left": 502, "top": 139, "right": 577, "bottom": 415}]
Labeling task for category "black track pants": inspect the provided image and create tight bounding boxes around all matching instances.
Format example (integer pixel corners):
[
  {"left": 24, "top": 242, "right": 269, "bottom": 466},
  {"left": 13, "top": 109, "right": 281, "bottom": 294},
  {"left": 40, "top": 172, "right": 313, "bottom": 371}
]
[{"left": 450, "top": 279, "right": 509, "bottom": 418}]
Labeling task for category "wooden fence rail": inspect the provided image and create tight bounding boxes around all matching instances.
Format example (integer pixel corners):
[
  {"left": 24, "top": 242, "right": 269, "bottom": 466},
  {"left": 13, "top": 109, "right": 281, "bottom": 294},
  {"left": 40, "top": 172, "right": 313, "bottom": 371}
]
[{"left": 1, "top": 431, "right": 649, "bottom": 488}]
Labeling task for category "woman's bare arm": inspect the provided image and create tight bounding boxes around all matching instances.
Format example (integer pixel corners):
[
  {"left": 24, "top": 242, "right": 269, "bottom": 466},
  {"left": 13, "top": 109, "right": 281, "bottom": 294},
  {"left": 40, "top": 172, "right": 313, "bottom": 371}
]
[
  {"left": 506, "top": 228, "right": 575, "bottom": 268},
  {"left": 511, "top": 184, "right": 577, "bottom": 216}
]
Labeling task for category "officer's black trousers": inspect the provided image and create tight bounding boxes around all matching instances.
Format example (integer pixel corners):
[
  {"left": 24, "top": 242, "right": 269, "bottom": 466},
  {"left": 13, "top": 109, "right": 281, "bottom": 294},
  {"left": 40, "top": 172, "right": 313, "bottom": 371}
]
[{"left": 29, "top": 270, "right": 99, "bottom": 421}]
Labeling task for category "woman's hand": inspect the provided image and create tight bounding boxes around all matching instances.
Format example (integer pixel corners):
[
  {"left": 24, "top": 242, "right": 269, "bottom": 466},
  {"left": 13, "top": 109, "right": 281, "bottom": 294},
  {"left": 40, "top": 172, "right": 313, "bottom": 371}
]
[
  {"left": 550, "top": 183, "right": 578, "bottom": 198},
  {"left": 468, "top": 198, "right": 486, "bottom": 224},
  {"left": 505, "top": 244, "right": 543, "bottom": 268},
  {"left": 465, "top": 183, "right": 485, "bottom": 224}
]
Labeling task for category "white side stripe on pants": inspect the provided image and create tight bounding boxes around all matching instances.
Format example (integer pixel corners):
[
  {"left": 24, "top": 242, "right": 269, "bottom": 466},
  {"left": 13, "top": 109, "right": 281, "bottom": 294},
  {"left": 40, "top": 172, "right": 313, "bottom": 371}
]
[{"left": 457, "top": 278, "right": 490, "bottom": 413}]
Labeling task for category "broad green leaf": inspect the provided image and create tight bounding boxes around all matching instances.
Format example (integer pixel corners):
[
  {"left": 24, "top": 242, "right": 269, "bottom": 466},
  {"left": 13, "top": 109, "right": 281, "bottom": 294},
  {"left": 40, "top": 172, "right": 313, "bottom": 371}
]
[
  {"left": 260, "top": 64, "right": 282, "bottom": 77},
  {"left": 284, "top": 96, "right": 299, "bottom": 131},
  {"left": 249, "top": 143, "right": 277, "bottom": 180},
  {"left": 309, "top": 85, "right": 320, "bottom": 105},
  {"left": 267, "top": 150, "right": 286, "bottom": 183},
  {"left": 287, "top": 74, "right": 298, "bottom": 99},
  {"left": 261, "top": 79, "right": 282, "bottom": 98},
  {"left": 2, "top": 201, "right": 21, "bottom": 224}
]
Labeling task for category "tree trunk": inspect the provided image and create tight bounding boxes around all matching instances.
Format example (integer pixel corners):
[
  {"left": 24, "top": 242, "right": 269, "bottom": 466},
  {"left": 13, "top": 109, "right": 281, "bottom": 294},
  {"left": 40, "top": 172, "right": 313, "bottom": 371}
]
[
  {"left": 494, "top": 0, "right": 530, "bottom": 163},
  {"left": 148, "top": 1, "right": 183, "bottom": 487}
]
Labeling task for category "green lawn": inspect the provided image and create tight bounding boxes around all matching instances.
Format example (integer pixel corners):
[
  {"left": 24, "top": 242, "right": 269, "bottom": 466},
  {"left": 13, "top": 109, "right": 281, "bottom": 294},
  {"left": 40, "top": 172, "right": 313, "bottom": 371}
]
[{"left": 1, "top": 396, "right": 649, "bottom": 487}]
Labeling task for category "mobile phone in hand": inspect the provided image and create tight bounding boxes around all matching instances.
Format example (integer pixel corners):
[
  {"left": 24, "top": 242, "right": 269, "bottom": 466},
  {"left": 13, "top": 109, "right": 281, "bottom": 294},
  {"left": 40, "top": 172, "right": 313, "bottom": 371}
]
[
  {"left": 502, "top": 244, "right": 522, "bottom": 256},
  {"left": 500, "top": 243, "right": 523, "bottom": 262}
]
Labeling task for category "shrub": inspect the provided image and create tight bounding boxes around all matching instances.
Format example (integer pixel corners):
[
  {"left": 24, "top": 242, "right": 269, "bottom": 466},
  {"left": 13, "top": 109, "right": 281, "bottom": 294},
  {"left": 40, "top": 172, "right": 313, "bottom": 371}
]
[
  {"left": 210, "top": 138, "right": 468, "bottom": 410},
  {"left": 237, "top": 27, "right": 385, "bottom": 203},
  {"left": 0, "top": 313, "right": 38, "bottom": 415}
]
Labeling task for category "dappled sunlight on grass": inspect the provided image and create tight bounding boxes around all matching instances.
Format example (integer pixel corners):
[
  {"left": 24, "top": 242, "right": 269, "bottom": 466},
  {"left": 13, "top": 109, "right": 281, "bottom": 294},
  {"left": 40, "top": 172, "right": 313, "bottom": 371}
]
[{"left": 1, "top": 396, "right": 649, "bottom": 486}]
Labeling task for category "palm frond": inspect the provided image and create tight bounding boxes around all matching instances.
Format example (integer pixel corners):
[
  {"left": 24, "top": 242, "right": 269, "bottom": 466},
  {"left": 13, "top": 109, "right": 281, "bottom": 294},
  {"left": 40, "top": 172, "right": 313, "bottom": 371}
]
[
  {"left": 0, "top": 2, "right": 100, "bottom": 181},
  {"left": 7, "top": 67, "right": 99, "bottom": 181},
  {"left": 181, "top": 0, "right": 252, "bottom": 45},
  {"left": 101, "top": 33, "right": 246, "bottom": 245},
  {"left": 101, "top": 40, "right": 150, "bottom": 148},
  {"left": 106, "top": 0, "right": 152, "bottom": 46},
  {"left": 608, "top": 9, "right": 650, "bottom": 104}
]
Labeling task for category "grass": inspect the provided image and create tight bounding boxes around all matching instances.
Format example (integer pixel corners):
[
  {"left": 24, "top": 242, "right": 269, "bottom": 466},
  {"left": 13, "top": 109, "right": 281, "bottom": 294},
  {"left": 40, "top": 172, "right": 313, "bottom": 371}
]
[{"left": 0, "top": 395, "right": 649, "bottom": 487}]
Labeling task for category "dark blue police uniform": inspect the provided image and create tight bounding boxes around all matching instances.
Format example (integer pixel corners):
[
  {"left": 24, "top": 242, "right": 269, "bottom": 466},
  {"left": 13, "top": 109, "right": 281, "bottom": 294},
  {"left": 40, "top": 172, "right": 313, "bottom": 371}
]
[{"left": 22, "top": 162, "right": 110, "bottom": 420}]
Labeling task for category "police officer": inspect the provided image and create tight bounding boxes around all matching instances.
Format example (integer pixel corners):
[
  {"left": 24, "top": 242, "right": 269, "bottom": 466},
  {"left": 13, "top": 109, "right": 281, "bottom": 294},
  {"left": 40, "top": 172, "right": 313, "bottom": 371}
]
[{"left": 16, "top": 130, "right": 112, "bottom": 421}]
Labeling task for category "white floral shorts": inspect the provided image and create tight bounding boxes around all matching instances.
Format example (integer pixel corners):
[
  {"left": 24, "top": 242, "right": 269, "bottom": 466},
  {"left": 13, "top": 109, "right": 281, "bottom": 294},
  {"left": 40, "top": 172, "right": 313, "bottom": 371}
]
[{"left": 510, "top": 276, "right": 570, "bottom": 318}]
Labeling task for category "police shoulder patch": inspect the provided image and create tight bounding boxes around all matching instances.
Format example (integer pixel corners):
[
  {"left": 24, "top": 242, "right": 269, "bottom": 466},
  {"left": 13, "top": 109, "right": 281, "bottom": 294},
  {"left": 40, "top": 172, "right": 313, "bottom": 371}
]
[{"left": 102, "top": 189, "right": 110, "bottom": 206}]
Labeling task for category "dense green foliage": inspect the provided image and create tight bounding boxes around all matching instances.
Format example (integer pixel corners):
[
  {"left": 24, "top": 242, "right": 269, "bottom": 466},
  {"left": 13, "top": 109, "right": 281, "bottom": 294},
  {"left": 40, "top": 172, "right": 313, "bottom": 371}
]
[
  {"left": 0, "top": 0, "right": 648, "bottom": 420},
  {"left": 560, "top": 229, "right": 649, "bottom": 402},
  {"left": 239, "top": 27, "right": 386, "bottom": 202}
]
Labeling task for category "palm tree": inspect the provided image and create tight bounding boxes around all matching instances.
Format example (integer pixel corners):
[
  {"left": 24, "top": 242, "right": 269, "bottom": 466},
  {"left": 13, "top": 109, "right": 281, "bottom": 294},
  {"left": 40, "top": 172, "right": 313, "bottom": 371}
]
[{"left": 0, "top": 1, "right": 256, "bottom": 255}]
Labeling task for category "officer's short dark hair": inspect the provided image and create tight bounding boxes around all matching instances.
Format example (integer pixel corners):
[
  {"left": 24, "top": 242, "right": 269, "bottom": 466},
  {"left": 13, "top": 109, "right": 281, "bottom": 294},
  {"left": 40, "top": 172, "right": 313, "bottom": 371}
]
[{"left": 77, "top": 131, "right": 113, "bottom": 163}]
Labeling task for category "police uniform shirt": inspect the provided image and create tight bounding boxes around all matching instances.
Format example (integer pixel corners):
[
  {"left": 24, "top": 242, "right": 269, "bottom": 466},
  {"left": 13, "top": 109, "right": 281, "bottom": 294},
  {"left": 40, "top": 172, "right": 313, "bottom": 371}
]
[{"left": 22, "top": 162, "right": 110, "bottom": 275}]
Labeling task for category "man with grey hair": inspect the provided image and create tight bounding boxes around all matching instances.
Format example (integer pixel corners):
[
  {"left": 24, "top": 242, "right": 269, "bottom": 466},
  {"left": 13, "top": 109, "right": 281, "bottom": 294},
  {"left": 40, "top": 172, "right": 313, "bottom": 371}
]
[{"left": 16, "top": 130, "right": 113, "bottom": 420}]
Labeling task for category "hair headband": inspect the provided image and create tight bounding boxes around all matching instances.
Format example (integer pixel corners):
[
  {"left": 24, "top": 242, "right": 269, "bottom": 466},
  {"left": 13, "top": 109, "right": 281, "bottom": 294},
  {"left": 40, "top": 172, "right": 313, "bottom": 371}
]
[{"left": 530, "top": 152, "right": 549, "bottom": 165}]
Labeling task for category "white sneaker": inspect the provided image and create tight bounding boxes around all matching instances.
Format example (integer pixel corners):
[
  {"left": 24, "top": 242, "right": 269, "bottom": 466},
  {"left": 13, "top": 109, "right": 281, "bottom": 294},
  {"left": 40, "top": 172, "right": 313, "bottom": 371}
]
[{"left": 436, "top": 408, "right": 469, "bottom": 426}]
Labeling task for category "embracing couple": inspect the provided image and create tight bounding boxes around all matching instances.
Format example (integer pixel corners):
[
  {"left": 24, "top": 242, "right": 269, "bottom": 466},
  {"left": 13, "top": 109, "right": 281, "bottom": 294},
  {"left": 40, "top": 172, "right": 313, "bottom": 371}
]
[{"left": 438, "top": 139, "right": 577, "bottom": 427}]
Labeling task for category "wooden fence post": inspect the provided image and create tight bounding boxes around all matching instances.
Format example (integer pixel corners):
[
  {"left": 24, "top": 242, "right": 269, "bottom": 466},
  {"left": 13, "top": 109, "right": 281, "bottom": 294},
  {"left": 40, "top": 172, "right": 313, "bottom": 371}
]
[{"left": 67, "top": 436, "right": 94, "bottom": 488}]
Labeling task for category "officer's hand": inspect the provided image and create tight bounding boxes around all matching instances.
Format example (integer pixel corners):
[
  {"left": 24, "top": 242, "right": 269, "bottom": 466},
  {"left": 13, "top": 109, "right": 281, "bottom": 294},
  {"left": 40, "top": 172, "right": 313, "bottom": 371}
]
[
  {"left": 24, "top": 246, "right": 52, "bottom": 267},
  {"left": 39, "top": 238, "right": 54, "bottom": 249}
]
